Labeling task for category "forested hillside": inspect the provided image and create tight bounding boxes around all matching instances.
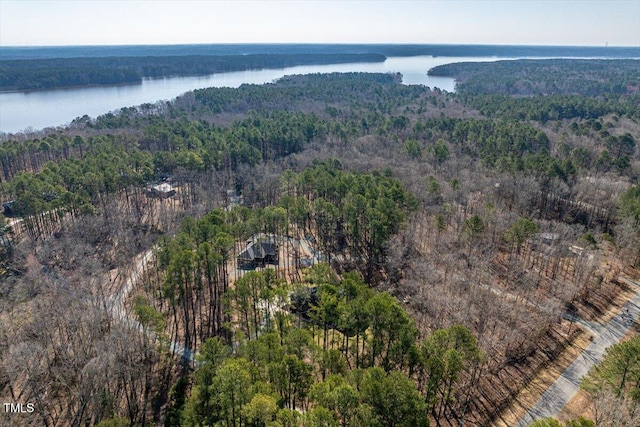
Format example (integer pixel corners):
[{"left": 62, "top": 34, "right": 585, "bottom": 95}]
[{"left": 1, "top": 59, "right": 639, "bottom": 426}]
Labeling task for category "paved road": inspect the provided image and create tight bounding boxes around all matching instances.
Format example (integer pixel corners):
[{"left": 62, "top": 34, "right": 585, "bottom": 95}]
[
  {"left": 516, "top": 278, "right": 640, "bottom": 426},
  {"left": 105, "top": 246, "right": 195, "bottom": 364},
  {"left": 108, "top": 248, "right": 156, "bottom": 322}
]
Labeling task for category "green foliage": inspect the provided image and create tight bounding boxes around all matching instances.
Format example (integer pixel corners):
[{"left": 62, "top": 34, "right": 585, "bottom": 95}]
[
  {"left": 619, "top": 185, "right": 640, "bottom": 224},
  {"left": 0, "top": 214, "right": 11, "bottom": 262},
  {"left": 431, "top": 59, "right": 640, "bottom": 98},
  {"left": 0, "top": 53, "right": 386, "bottom": 91},
  {"left": 242, "top": 393, "right": 278, "bottom": 427},
  {"left": 358, "top": 368, "right": 428, "bottom": 427},
  {"left": 133, "top": 296, "right": 165, "bottom": 335},
  {"left": 505, "top": 217, "right": 539, "bottom": 245},
  {"left": 580, "top": 232, "right": 597, "bottom": 248},
  {"left": 276, "top": 408, "right": 299, "bottom": 427},
  {"left": 193, "top": 72, "right": 412, "bottom": 118},
  {"left": 213, "top": 358, "right": 255, "bottom": 426},
  {"left": 144, "top": 112, "right": 324, "bottom": 172},
  {"left": 310, "top": 369, "right": 427, "bottom": 427},
  {"left": 403, "top": 139, "right": 422, "bottom": 159},
  {"left": 306, "top": 406, "right": 339, "bottom": 426},
  {"left": 528, "top": 417, "right": 595, "bottom": 427},
  {"left": 427, "top": 176, "right": 441, "bottom": 196},
  {"left": 565, "top": 417, "right": 595, "bottom": 427},
  {"left": 419, "top": 325, "right": 484, "bottom": 416},
  {"left": 310, "top": 375, "right": 360, "bottom": 425},
  {"left": 2, "top": 134, "right": 154, "bottom": 217},
  {"left": 582, "top": 336, "right": 640, "bottom": 401},
  {"left": 93, "top": 418, "right": 130, "bottom": 427},
  {"left": 158, "top": 209, "right": 235, "bottom": 351},
  {"left": 184, "top": 339, "right": 233, "bottom": 426},
  {"left": 432, "top": 139, "right": 450, "bottom": 163},
  {"left": 606, "top": 133, "right": 636, "bottom": 160},
  {"left": 463, "top": 215, "right": 485, "bottom": 238},
  {"left": 164, "top": 376, "right": 189, "bottom": 427},
  {"left": 270, "top": 354, "right": 313, "bottom": 410},
  {"left": 617, "top": 185, "right": 640, "bottom": 262},
  {"left": 179, "top": 263, "right": 482, "bottom": 427},
  {"left": 528, "top": 419, "right": 564, "bottom": 427},
  {"left": 414, "top": 116, "right": 562, "bottom": 177},
  {"left": 469, "top": 92, "right": 638, "bottom": 123},
  {"left": 228, "top": 271, "right": 279, "bottom": 340},
  {"left": 290, "top": 160, "right": 418, "bottom": 279},
  {"left": 5, "top": 59, "right": 640, "bottom": 427},
  {"left": 365, "top": 292, "right": 419, "bottom": 371},
  {"left": 505, "top": 217, "right": 539, "bottom": 254}
]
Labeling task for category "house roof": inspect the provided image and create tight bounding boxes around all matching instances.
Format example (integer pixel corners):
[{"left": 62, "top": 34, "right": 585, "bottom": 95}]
[
  {"left": 238, "top": 241, "right": 277, "bottom": 261},
  {"left": 540, "top": 232, "right": 559, "bottom": 241},
  {"left": 150, "top": 183, "right": 174, "bottom": 193}
]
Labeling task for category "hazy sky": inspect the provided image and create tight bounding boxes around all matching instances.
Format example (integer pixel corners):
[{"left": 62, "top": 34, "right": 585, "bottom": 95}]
[{"left": 1, "top": 0, "right": 639, "bottom": 47}]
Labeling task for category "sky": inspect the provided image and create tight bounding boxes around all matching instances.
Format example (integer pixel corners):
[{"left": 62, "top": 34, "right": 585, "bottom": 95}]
[{"left": 1, "top": 0, "right": 639, "bottom": 47}]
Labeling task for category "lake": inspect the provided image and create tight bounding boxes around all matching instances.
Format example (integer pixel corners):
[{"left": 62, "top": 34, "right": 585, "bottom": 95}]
[{"left": 0, "top": 55, "right": 513, "bottom": 134}]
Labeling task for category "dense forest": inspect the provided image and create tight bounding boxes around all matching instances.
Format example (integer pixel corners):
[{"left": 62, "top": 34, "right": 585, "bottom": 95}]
[
  {"left": 1, "top": 58, "right": 639, "bottom": 427},
  {"left": 3, "top": 43, "right": 640, "bottom": 91},
  {"left": 0, "top": 53, "right": 385, "bottom": 91},
  {"left": 428, "top": 59, "right": 640, "bottom": 96}
]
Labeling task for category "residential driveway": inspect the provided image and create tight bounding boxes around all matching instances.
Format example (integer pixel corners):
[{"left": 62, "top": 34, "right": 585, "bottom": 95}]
[{"left": 516, "top": 278, "right": 640, "bottom": 426}]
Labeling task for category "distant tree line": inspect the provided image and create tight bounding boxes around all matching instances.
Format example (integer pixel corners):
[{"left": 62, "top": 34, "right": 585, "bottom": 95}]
[
  {"left": 3, "top": 43, "right": 638, "bottom": 60},
  {"left": 0, "top": 53, "right": 385, "bottom": 91},
  {"left": 429, "top": 59, "right": 640, "bottom": 97},
  {"left": 428, "top": 59, "right": 640, "bottom": 123}
]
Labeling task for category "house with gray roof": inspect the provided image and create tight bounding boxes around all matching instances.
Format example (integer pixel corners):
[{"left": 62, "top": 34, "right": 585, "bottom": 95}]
[{"left": 237, "top": 237, "right": 278, "bottom": 269}]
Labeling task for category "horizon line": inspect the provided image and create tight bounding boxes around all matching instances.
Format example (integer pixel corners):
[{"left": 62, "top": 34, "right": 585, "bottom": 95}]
[{"left": 1, "top": 42, "right": 639, "bottom": 49}]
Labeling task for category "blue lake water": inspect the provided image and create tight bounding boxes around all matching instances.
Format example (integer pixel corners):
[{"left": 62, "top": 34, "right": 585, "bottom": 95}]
[{"left": 0, "top": 55, "right": 516, "bottom": 134}]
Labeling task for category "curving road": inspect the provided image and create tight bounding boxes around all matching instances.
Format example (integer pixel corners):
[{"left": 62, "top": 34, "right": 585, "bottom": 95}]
[
  {"left": 107, "top": 245, "right": 196, "bottom": 363},
  {"left": 515, "top": 277, "right": 640, "bottom": 426},
  {"left": 108, "top": 248, "right": 156, "bottom": 323},
  {"left": 107, "top": 234, "right": 310, "bottom": 364}
]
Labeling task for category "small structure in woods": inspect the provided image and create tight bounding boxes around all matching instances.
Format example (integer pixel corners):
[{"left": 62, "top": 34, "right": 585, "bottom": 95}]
[
  {"left": 147, "top": 183, "right": 176, "bottom": 199},
  {"left": 237, "top": 236, "right": 278, "bottom": 269},
  {"left": 2, "top": 201, "right": 16, "bottom": 217},
  {"left": 224, "top": 189, "right": 243, "bottom": 211},
  {"left": 539, "top": 232, "right": 559, "bottom": 244}
]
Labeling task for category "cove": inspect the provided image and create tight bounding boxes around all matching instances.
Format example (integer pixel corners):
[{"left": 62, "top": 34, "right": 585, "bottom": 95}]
[{"left": 0, "top": 55, "right": 509, "bottom": 134}]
